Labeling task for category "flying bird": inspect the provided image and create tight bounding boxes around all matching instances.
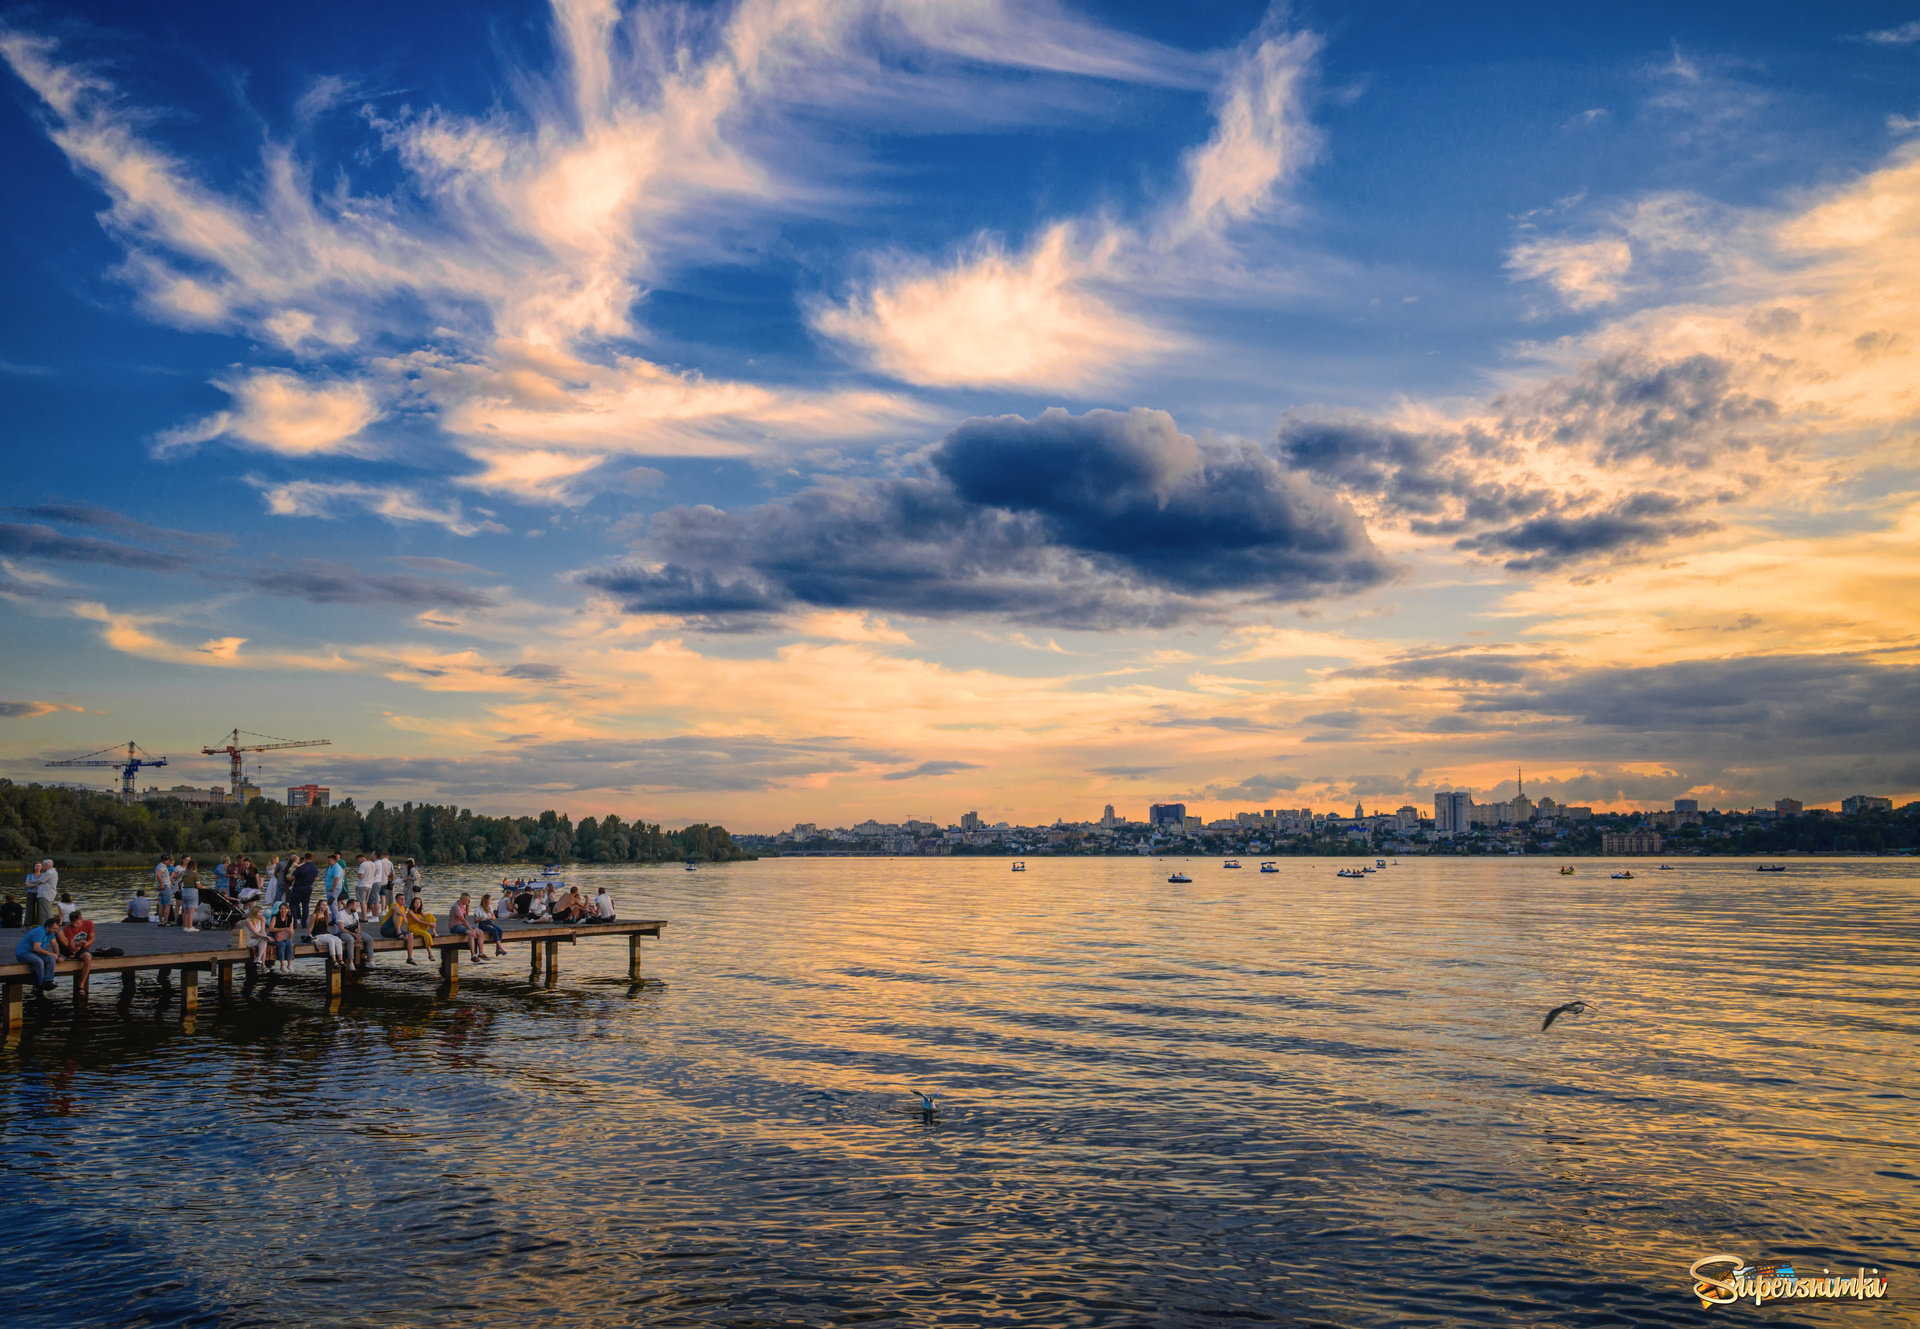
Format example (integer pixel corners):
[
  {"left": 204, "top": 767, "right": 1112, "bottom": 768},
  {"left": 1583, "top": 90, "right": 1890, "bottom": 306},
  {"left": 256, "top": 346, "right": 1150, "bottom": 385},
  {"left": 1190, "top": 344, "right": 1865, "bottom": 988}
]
[{"left": 1541, "top": 1000, "right": 1590, "bottom": 1031}]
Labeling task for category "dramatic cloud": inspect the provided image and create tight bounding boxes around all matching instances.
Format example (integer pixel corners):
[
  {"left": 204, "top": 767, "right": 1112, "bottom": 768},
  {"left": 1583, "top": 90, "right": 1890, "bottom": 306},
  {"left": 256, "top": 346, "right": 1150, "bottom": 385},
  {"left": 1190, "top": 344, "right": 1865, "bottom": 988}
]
[
  {"left": 583, "top": 408, "right": 1392, "bottom": 628},
  {"left": 1507, "top": 235, "right": 1634, "bottom": 308},
  {"left": 1335, "top": 647, "right": 1548, "bottom": 686},
  {"left": 1452, "top": 494, "right": 1718, "bottom": 571},
  {"left": 247, "top": 560, "right": 498, "bottom": 611}
]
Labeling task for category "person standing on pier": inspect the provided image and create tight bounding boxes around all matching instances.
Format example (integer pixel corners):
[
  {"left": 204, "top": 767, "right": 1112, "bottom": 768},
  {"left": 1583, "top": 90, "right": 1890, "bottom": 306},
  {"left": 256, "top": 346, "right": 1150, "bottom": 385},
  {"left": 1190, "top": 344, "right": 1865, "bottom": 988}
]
[
  {"left": 288, "top": 853, "right": 318, "bottom": 930},
  {"left": 26, "top": 860, "right": 57, "bottom": 927},
  {"left": 322, "top": 852, "right": 345, "bottom": 905},
  {"left": 178, "top": 858, "right": 201, "bottom": 932},
  {"left": 354, "top": 854, "right": 374, "bottom": 914}
]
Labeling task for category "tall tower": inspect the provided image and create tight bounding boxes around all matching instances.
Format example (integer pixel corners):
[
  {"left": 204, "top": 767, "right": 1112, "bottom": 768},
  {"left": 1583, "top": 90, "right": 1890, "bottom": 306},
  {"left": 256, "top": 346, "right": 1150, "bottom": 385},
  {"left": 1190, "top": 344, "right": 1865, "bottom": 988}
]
[{"left": 1517, "top": 766, "right": 1525, "bottom": 798}]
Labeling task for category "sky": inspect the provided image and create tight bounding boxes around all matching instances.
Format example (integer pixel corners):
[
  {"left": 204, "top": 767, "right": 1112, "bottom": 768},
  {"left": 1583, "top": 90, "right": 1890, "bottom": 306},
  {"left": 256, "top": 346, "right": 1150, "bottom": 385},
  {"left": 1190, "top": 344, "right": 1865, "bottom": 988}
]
[{"left": 2, "top": 0, "right": 1918, "bottom": 830}]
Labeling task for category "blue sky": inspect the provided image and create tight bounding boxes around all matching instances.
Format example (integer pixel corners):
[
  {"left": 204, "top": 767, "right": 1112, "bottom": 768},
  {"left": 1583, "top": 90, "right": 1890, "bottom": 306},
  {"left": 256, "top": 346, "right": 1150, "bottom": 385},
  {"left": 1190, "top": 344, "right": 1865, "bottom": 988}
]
[{"left": 3, "top": 1, "right": 1918, "bottom": 827}]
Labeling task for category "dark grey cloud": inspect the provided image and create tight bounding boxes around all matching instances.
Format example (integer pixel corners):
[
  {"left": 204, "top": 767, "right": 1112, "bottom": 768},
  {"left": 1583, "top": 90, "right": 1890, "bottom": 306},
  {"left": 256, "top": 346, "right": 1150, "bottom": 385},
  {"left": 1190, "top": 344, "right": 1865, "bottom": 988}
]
[
  {"left": 498, "top": 662, "right": 566, "bottom": 682},
  {"left": 1092, "top": 765, "right": 1169, "bottom": 778},
  {"left": 1303, "top": 710, "right": 1366, "bottom": 728},
  {"left": 1149, "top": 715, "right": 1282, "bottom": 733},
  {"left": 1451, "top": 493, "right": 1719, "bottom": 571},
  {"left": 1336, "top": 646, "right": 1548, "bottom": 685},
  {"left": 1509, "top": 353, "right": 1779, "bottom": 468},
  {"left": 0, "top": 521, "right": 191, "bottom": 571},
  {"left": 1277, "top": 351, "right": 1775, "bottom": 571},
  {"left": 1206, "top": 773, "right": 1303, "bottom": 801},
  {"left": 0, "top": 701, "right": 63, "bottom": 719},
  {"left": 583, "top": 408, "right": 1392, "bottom": 631},
  {"left": 881, "top": 759, "right": 982, "bottom": 781},
  {"left": 248, "top": 559, "right": 497, "bottom": 610},
  {"left": 291, "top": 734, "right": 908, "bottom": 801},
  {"left": 391, "top": 555, "right": 491, "bottom": 576},
  {"left": 1465, "top": 653, "right": 1920, "bottom": 756},
  {"left": 7, "top": 502, "right": 230, "bottom": 553}
]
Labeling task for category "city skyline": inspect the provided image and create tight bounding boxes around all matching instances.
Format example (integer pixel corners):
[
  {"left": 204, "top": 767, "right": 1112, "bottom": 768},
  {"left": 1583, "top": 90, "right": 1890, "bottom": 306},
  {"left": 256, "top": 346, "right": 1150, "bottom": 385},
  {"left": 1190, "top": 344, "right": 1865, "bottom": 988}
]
[{"left": 4, "top": 2, "right": 1919, "bottom": 828}]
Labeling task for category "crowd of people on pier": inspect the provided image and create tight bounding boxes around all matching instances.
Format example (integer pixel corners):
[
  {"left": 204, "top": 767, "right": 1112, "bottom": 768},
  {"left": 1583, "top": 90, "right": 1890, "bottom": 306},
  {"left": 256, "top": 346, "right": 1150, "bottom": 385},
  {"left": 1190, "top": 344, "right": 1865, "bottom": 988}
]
[{"left": 8, "top": 852, "right": 620, "bottom": 994}]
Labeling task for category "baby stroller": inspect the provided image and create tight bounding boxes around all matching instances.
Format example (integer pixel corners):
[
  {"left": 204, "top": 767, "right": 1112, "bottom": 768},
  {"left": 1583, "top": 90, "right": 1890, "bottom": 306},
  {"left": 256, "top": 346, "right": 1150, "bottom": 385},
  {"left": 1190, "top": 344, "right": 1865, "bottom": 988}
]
[{"left": 201, "top": 888, "right": 247, "bottom": 929}]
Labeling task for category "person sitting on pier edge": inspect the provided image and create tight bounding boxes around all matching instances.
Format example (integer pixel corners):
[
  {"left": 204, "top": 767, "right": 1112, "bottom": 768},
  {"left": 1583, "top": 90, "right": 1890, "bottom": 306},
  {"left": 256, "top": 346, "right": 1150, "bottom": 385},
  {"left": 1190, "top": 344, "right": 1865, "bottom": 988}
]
[
  {"left": 178, "top": 857, "right": 201, "bottom": 932},
  {"left": 475, "top": 894, "right": 507, "bottom": 955},
  {"left": 268, "top": 903, "right": 294, "bottom": 970},
  {"left": 243, "top": 904, "right": 271, "bottom": 970},
  {"left": 57, "top": 909, "right": 94, "bottom": 996},
  {"left": 308, "top": 897, "right": 347, "bottom": 969},
  {"left": 14, "top": 919, "right": 60, "bottom": 992},
  {"left": 0, "top": 894, "right": 22, "bottom": 929},
  {"left": 383, "top": 895, "right": 436, "bottom": 965},
  {"left": 334, "top": 891, "right": 370, "bottom": 964},
  {"left": 552, "top": 886, "right": 593, "bottom": 924},
  {"left": 513, "top": 882, "right": 538, "bottom": 920},
  {"left": 447, "top": 893, "right": 488, "bottom": 963},
  {"left": 593, "top": 886, "right": 616, "bottom": 921},
  {"left": 123, "top": 889, "right": 151, "bottom": 923}
]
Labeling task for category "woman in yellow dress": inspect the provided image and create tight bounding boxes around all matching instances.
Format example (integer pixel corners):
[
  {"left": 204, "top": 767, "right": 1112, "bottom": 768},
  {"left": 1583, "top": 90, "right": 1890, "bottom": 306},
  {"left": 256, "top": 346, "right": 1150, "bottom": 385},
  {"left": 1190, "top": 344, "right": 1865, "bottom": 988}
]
[{"left": 384, "top": 894, "right": 438, "bottom": 964}]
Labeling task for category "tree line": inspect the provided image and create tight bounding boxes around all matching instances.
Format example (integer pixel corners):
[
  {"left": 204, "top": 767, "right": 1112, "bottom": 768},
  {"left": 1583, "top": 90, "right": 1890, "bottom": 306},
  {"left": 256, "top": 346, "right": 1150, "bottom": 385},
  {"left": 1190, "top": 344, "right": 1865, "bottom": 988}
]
[{"left": 0, "top": 781, "right": 751, "bottom": 866}]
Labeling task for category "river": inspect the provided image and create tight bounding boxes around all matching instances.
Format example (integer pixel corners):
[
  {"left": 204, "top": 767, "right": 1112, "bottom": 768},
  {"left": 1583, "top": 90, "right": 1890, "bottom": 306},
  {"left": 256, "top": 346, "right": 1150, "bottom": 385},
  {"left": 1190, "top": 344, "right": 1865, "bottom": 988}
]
[{"left": 2, "top": 856, "right": 1914, "bottom": 1326}]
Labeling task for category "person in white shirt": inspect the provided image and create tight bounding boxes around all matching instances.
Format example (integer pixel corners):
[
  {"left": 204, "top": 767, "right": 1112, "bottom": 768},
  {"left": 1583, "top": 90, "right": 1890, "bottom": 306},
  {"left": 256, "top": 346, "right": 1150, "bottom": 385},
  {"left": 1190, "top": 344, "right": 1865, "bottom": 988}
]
[
  {"left": 55, "top": 892, "right": 79, "bottom": 924},
  {"left": 29, "top": 860, "right": 58, "bottom": 926},
  {"left": 592, "top": 888, "right": 615, "bottom": 920},
  {"left": 354, "top": 854, "right": 375, "bottom": 914},
  {"left": 375, "top": 851, "right": 396, "bottom": 909}
]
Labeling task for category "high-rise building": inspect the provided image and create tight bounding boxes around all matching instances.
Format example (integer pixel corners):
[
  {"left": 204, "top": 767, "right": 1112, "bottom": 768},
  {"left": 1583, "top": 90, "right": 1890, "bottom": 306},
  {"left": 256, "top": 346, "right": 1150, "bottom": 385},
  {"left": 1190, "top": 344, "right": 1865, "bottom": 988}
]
[
  {"left": 961, "top": 810, "right": 982, "bottom": 831},
  {"left": 1602, "top": 831, "right": 1663, "bottom": 855},
  {"left": 1841, "top": 795, "right": 1893, "bottom": 816},
  {"left": 1099, "top": 804, "right": 1117, "bottom": 829},
  {"left": 1149, "top": 802, "right": 1187, "bottom": 829},
  {"left": 287, "top": 784, "right": 331, "bottom": 808},
  {"left": 1433, "top": 791, "right": 1472, "bottom": 836},
  {"left": 1673, "top": 798, "right": 1699, "bottom": 814},
  {"left": 1776, "top": 798, "right": 1803, "bottom": 815}
]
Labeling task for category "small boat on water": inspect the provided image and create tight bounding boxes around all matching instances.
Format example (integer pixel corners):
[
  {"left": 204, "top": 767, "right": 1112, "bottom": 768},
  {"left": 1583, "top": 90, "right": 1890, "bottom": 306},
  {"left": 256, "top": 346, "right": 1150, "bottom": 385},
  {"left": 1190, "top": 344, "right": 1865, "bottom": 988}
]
[
  {"left": 1659, "top": 864, "right": 1673, "bottom": 871},
  {"left": 1259, "top": 861, "right": 1278, "bottom": 873},
  {"left": 1011, "top": 861, "right": 1026, "bottom": 872},
  {"left": 1611, "top": 870, "right": 1634, "bottom": 879},
  {"left": 1168, "top": 871, "right": 1192, "bottom": 883},
  {"left": 1336, "top": 867, "right": 1366, "bottom": 878},
  {"left": 540, "top": 864, "right": 563, "bottom": 877},
  {"left": 684, "top": 860, "right": 697, "bottom": 872},
  {"left": 1558, "top": 866, "right": 1575, "bottom": 875},
  {"left": 1222, "top": 859, "right": 1242, "bottom": 869},
  {"left": 1375, "top": 858, "right": 1387, "bottom": 868},
  {"left": 1756, "top": 864, "right": 1787, "bottom": 872}
]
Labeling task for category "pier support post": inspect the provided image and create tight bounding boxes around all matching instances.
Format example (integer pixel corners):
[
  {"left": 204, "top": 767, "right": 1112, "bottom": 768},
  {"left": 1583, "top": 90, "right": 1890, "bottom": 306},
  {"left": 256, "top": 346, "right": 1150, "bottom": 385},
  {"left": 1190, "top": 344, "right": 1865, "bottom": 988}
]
[
  {"left": 119, "top": 970, "right": 136, "bottom": 1010},
  {"left": 3, "top": 980, "right": 22, "bottom": 1035},
  {"left": 628, "top": 932, "right": 643, "bottom": 982},
  {"left": 325, "top": 955, "right": 343, "bottom": 1000},
  {"left": 179, "top": 966, "right": 199, "bottom": 1016},
  {"left": 529, "top": 939, "right": 543, "bottom": 984},
  {"left": 217, "top": 961, "right": 234, "bottom": 1000},
  {"left": 543, "top": 939, "right": 559, "bottom": 989},
  {"left": 439, "top": 946, "right": 459, "bottom": 993}
]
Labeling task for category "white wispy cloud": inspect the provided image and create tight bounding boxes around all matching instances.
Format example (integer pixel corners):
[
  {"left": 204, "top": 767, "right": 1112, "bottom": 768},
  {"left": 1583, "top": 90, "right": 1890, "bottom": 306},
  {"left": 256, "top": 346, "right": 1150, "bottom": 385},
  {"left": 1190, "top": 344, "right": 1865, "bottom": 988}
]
[
  {"left": 250, "top": 478, "right": 505, "bottom": 536},
  {"left": 158, "top": 371, "right": 381, "bottom": 456}
]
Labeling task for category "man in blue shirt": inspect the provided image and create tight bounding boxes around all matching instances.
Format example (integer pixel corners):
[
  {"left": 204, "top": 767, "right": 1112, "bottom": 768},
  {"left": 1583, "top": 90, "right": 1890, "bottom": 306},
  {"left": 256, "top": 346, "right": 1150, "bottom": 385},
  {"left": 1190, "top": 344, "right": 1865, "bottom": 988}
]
[
  {"left": 322, "top": 852, "right": 346, "bottom": 904},
  {"left": 14, "top": 921, "right": 60, "bottom": 990}
]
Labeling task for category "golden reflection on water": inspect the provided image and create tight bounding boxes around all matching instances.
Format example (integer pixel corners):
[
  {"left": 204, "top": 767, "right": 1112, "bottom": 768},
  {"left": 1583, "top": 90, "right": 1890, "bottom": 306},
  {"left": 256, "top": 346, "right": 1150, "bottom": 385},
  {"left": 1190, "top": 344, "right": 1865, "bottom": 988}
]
[{"left": 2, "top": 856, "right": 1915, "bottom": 1326}]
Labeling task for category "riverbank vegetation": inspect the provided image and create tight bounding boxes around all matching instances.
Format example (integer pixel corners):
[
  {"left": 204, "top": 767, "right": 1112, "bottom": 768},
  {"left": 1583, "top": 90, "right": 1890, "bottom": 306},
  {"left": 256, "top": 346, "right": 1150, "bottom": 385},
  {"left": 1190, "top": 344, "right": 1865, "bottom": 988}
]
[{"left": 0, "top": 781, "right": 750, "bottom": 866}]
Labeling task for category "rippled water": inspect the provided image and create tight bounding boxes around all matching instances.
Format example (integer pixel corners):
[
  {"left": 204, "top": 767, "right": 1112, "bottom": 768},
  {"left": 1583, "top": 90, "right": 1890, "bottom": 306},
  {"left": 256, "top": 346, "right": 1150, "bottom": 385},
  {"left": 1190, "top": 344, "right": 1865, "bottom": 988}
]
[{"left": 2, "top": 856, "right": 1915, "bottom": 1326}]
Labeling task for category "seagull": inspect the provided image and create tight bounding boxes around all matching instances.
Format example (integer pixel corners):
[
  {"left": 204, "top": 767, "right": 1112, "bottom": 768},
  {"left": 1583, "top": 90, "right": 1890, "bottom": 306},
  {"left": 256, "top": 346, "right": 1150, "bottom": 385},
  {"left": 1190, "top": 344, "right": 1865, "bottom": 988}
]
[
  {"left": 1541, "top": 1000, "right": 1590, "bottom": 1031},
  {"left": 914, "top": 1089, "right": 939, "bottom": 1115}
]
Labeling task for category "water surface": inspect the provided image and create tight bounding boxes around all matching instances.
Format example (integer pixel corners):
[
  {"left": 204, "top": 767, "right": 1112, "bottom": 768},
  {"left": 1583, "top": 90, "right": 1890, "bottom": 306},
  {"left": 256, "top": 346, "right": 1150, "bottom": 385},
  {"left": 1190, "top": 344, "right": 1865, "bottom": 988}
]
[{"left": 3, "top": 857, "right": 1915, "bottom": 1326}]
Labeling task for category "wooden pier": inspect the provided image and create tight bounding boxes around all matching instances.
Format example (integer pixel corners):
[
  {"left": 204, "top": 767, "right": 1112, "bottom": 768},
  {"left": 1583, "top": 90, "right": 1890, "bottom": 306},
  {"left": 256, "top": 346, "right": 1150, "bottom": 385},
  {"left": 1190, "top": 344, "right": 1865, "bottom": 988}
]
[{"left": 0, "top": 917, "right": 665, "bottom": 1032}]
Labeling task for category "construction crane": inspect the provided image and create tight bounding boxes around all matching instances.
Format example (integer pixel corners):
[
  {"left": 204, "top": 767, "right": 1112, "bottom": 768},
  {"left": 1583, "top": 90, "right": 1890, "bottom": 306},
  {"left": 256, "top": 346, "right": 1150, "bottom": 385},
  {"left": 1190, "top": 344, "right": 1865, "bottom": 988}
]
[
  {"left": 202, "top": 728, "right": 331, "bottom": 800},
  {"left": 46, "top": 740, "right": 168, "bottom": 802}
]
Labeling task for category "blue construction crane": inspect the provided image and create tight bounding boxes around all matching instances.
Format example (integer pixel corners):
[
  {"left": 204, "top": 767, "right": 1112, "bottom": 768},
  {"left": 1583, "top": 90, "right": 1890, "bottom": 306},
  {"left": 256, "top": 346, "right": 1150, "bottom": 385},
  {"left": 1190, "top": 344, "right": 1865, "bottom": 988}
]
[{"left": 46, "top": 740, "right": 169, "bottom": 802}]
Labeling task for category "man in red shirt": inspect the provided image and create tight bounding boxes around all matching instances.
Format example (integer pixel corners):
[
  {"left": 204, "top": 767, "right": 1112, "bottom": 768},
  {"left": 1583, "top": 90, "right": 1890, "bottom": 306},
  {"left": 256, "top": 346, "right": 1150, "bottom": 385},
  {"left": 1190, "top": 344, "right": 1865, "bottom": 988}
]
[{"left": 58, "top": 909, "right": 95, "bottom": 996}]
